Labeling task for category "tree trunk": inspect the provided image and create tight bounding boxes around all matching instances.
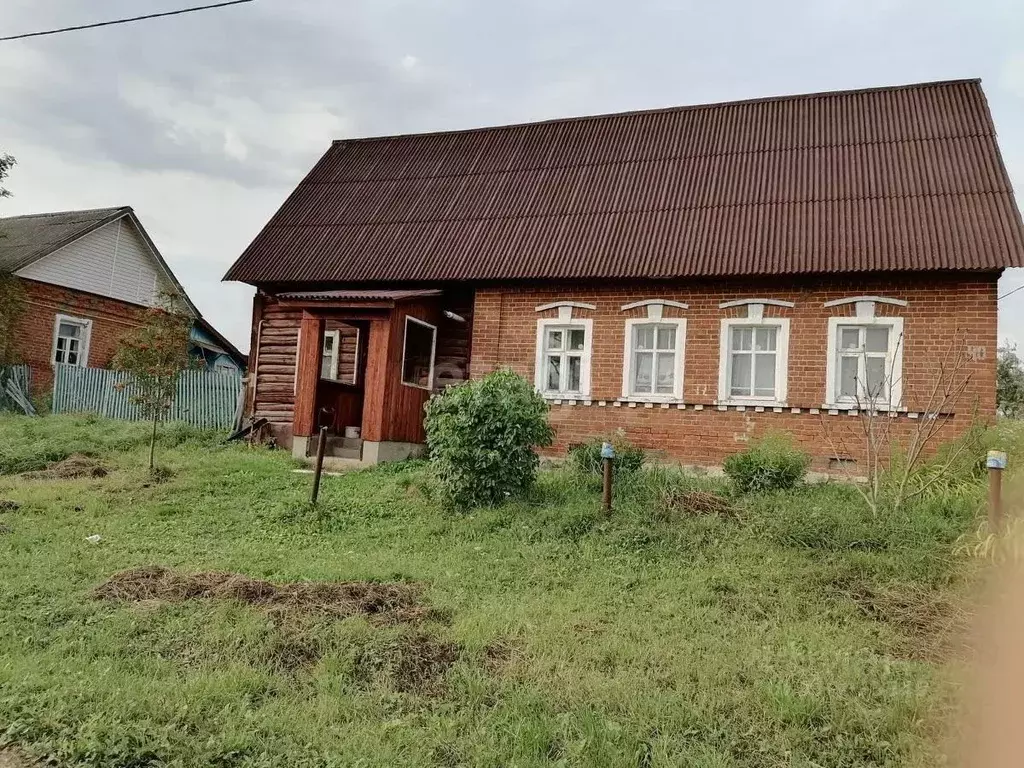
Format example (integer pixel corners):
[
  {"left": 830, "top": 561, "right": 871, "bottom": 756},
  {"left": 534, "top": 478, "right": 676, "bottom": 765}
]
[{"left": 150, "top": 411, "right": 159, "bottom": 472}]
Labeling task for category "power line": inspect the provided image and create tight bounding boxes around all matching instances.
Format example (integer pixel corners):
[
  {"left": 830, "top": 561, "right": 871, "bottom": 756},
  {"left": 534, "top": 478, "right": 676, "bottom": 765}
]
[
  {"left": 999, "top": 283, "right": 1024, "bottom": 301},
  {"left": 0, "top": 0, "right": 255, "bottom": 42}
]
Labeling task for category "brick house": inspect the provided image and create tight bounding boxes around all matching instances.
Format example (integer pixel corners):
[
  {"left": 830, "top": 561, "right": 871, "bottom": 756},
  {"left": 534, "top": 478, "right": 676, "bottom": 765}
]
[
  {"left": 224, "top": 79, "right": 1024, "bottom": 467},
  {"left": 0, "top": 207, "right": 244, "bottom": 396}
]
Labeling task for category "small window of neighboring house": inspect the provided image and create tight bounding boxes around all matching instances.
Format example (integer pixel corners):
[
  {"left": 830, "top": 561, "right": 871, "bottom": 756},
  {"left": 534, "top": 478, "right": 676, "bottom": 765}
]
[
  {"left": 401, "top": 317, "right": 437, "bottom": 390},
  {"left": 826, "top": 318, "right": 904, "bottom": 407},
  {"left": 52, "top": 315, "right": 92, "bottom": 367},
  {"left": 535, "top": 320, "right": 593, "bottom": 398},
  {"left": 622, "top": 319, "right": 685, "bottom": 401},
  {"left": 214, "top": 361, "right": 236, "bottom": 375},
  {"left": 718, "top": 318, "right": 790, "bottom": 405},
  {"left": 321, "top": 330, "right": 340, "bottom": 380}
]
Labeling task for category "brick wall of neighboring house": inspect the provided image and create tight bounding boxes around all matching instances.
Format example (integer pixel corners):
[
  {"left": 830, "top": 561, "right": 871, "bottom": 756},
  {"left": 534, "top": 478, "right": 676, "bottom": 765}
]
[
  {"left": 12, "top": 278, "right": 148, "bottom": 394},
  {"left": 469, "top": 273, "right": 998, "bottom": 469}
]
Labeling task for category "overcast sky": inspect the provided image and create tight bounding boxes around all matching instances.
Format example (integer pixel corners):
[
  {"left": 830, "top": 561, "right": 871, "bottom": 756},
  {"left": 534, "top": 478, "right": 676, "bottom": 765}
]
[{"left": 2, "top": 0, "right": 1024, "bottom": 352}]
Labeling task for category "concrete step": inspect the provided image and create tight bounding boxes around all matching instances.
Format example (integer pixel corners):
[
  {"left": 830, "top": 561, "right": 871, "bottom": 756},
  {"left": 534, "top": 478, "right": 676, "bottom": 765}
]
[
  {"left": 330, "top": 447, "right": 362, "bottom": 460},
  {"left": 323, "top": 436, "right": 363, "bottom": 451}
]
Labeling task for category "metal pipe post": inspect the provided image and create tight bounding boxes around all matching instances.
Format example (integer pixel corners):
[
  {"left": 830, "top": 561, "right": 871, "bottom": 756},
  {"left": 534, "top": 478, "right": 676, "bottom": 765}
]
[{"left": 311, "top": 426, "right": 328, "bottom": 504}]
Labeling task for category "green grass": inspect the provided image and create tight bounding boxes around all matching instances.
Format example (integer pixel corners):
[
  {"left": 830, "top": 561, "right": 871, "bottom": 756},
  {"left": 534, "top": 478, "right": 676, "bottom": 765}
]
[{"left": 0, "top": 415, "right": 1003, "bottom": 767}]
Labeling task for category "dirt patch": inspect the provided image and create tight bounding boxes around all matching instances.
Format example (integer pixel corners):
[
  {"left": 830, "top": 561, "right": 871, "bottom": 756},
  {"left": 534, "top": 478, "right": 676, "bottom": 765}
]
[
  {"left": 20, "top": 455, "right": 107, "bottom": 481},
  {"left": 353, "top": 632, "right": 459, "bottom": 696},
  {"left": 0, "top": 748, "right": 37, "bottom": 768},
  {"left": 93, "top": 565, "right": 434, "bottom": 625},
  {"left": 0, "top": 500, "right": 20, "bottom": 512},
  {"left": 657, "top": 489, "right": 736, "bottom": 520},
  {"left": 845, "top": 582, "right": 973, "bottom": 662}
]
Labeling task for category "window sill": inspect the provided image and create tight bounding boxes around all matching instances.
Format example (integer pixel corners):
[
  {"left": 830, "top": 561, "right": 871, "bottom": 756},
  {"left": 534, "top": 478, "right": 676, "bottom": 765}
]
[
  {"left": 617, "top": 395, "right": 683, "bottom": 404},
  {"left": 821, "top": 402, "right": 904, "bottom": 413},
  {"left": 541, "top": 392, "right": 589, "bottom": 401},
  {"left": 715, "top": 399, "right": 787, "bottom": 409}
]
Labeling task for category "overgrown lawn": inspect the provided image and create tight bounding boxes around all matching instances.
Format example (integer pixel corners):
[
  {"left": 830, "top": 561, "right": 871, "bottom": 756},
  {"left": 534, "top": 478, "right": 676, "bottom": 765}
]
[{"left": 0, "top": 415, "right": 1001, "bottom": 767}]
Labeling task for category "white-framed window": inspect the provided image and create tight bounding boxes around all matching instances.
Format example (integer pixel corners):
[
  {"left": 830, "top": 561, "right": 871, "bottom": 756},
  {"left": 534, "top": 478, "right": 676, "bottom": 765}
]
[
  {"left": 824, "top": 316, "right": 904, "bottom": 407},
  {"left": 717, "top": 318, "right": 790, "bottom": 405},
  {"left": 621, "top": 318, "right": 685, "bottom": 401},
  {"left": 52, "top": 314, "right": 92, "bottom": 367},
  {"left": 534, "top": 319, "right": 593, "bottom": 398},
  {"left": 321, "top": 330, "right": 341, "bottom": 380},
  {"left": 401, "top": 316, "right": 437, "bottom": 390}
]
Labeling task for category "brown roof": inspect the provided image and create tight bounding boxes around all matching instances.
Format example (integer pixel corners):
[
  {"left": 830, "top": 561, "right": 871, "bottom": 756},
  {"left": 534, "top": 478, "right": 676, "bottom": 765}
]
[{"left": 224, "top": 79, "right": 1024, "bottom": 285}]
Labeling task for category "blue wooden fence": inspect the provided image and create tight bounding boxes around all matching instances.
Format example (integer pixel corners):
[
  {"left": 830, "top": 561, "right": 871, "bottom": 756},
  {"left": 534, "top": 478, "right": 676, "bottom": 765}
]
[{"left": 52, "top": 365, "right": 244, "bottom": 430}]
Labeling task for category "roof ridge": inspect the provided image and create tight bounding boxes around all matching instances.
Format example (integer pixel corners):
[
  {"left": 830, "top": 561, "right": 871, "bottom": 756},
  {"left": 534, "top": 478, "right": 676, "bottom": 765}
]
[
  {"left": 0, "top": 206, "right": 130, "bottom": 223},
  {"left": 331, "top": 79, "right": 983, "bottom": 145}
]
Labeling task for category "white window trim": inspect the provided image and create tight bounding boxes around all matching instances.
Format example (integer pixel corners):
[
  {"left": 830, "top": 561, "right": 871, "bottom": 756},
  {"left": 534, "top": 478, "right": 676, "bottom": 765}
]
[
  {"left": 534, "top": 318, "right": 594, "bottom": 399},
  {"left": 51, "top": 314, "right": 92, "bottom": 368},
  {"left": 321, "top": 330, "right": 341, "bottom": 381},
  {"left": 717, "top": 317, "right": 790, "bottom": 407},
  {"left": 824, "top": 316, "right": 904, "bottom": 409},
  {"left": 401, "top": 315, "right": 437, "bottom": 391},
  {"left": 621, "top": 318, "right": 686, "bottom": 402}
]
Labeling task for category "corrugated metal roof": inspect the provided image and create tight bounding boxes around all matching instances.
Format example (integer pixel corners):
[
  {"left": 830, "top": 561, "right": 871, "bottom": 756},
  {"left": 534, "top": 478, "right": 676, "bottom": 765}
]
[
  {"left": 0, "top": 207, "right": 128, "bottom": 272},
  {"left": 224, "top": 79, "right": 1024, "bottom": 284},
  {"left": 276, "top": 289, "right": 443, "bottom": 301}
]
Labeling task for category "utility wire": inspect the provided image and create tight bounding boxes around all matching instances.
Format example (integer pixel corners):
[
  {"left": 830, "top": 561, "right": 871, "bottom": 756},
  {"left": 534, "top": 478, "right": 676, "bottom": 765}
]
[
  {"left": 999, "top": 283, "right": 1024, "bottom": 301},
  {"left": 0, "top": 0, "right": 255, "bottom": 42}
]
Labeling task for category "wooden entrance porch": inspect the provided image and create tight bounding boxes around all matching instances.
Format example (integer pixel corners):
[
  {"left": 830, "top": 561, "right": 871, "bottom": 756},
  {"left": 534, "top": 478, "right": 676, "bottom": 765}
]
[{"left": 283, "top": 289, "right": 444, "bottom": 464}]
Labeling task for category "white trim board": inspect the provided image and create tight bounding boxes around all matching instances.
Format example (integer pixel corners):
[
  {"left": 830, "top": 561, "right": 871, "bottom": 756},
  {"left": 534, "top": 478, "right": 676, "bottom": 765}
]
[
  {"left": 534, "top": 317, "right": 594, "bottom": 399},
  {"left": 51, "top": 314, "right": 93, "bottom": 368},
  {"left": 716, "top": 316, "right": 790, "bottom": 407},
  {"left": 823, "top": 315, "right": 905, "bottom": 408},
  {"left": 621, "top": 317, "right": 686, "bottom": 402}
]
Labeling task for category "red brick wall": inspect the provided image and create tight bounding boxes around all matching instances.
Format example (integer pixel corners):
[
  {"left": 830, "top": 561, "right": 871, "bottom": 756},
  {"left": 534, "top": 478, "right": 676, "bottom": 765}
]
[
  {"left": 470, "top": 273, "right": 998, "bottom": 468},
  {"left": 11, "top": 278, "right": 149, "bottom": 394}
]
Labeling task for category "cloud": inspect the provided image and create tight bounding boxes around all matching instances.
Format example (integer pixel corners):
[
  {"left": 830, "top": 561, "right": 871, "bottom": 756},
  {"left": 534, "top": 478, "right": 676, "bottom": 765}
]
[{"left": 2, "top": 0, "right": 1024, "bottom": 353}]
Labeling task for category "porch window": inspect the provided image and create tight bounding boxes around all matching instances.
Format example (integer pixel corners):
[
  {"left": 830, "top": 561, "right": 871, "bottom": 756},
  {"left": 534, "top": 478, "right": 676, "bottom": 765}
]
[
  {"left": 534, "top": 319, "right": 593, "bottom": 398},
  {"left": 52, "top": 315, "right": 92, "bottom": 367},
  {"left": 622, "top": 319, "right": 685, "bottom": 400},
  {"left": 401, "top": 316, "right": 436, "bottom": 390},
  {"left": 321, "top": 330, "right": 340, "bottom": 380},
  {"left": 717, "top": 318, "right": 790, "bottom": 405}
]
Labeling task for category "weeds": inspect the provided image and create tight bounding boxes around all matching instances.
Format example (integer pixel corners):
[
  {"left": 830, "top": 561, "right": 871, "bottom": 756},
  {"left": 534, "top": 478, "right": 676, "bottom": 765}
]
[{"left": 0, "top": 414, "right": 1008, "bottom": 766}]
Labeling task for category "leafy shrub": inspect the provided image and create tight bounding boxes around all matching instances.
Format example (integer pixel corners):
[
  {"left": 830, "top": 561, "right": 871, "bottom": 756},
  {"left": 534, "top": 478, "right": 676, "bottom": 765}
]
[
  {"left": 723, "top": 435, "right": 810, "bottom": 494},
  {"left": 569, "top": 438, "right": 645, "bottom": 480},
  {"left": 424, "top": 370, "right": 554, "bottom": 511}
]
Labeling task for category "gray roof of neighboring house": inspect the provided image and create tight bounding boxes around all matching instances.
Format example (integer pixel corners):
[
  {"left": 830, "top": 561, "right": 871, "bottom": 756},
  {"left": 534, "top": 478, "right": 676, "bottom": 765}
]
[{"left": 0, "top": 207, "right": 127, "bottom": 272}]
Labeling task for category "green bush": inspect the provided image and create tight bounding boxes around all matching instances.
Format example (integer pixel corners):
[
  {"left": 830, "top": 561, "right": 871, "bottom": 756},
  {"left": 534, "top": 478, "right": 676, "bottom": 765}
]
[
  {"left": 723, "top": 435, "right": 810, "bottom": 494},
  {"left": 424, "top": 370, "right": 555, "bottom": 511},
  {"left": 569, "top": 438, "right": 645, "bottom": 480}
]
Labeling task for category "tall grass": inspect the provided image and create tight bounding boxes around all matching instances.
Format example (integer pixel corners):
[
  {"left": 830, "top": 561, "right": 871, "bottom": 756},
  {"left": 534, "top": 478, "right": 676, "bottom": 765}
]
[{"left": 0, "top": 415, "right": 999, "bottom": 766}]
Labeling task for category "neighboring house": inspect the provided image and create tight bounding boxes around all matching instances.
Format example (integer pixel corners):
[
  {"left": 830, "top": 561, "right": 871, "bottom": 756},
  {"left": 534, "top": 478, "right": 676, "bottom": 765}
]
[
  {"left": 191, "top": 317, "right": 247, "bottom": 374},
  {"left": 0, "top": 206, "right": 242, "bottom": 394},
  {"left": 224, "top": 79, "right": 1024, "bottom": 468}
]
